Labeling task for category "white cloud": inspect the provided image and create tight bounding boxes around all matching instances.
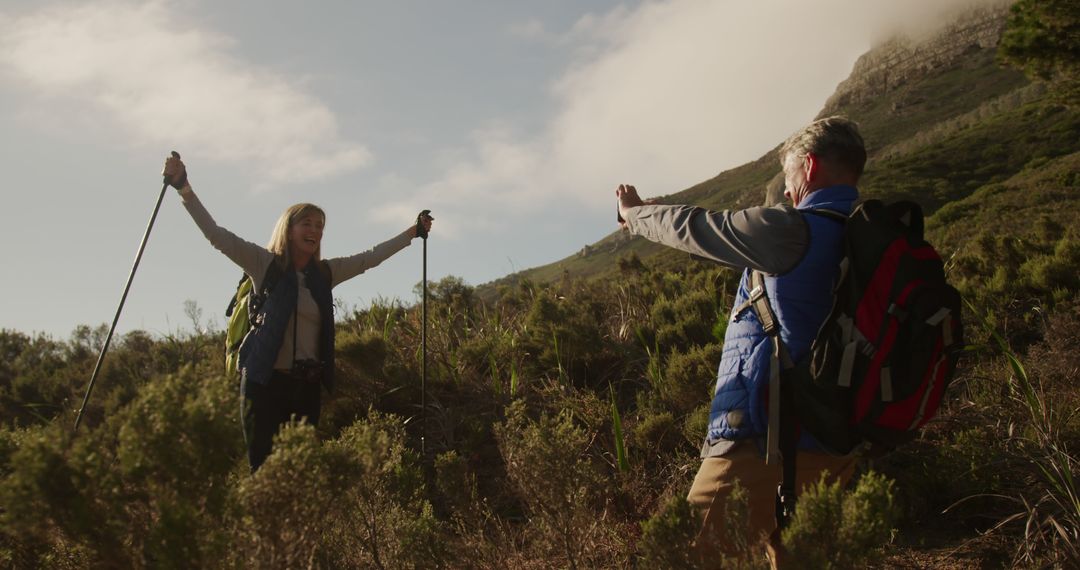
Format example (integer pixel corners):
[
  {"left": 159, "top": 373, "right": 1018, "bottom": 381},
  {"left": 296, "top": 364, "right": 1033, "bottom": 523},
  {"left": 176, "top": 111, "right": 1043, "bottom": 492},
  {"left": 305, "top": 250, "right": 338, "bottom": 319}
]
[
  {"left": 0, "top": 0, "right": 370, "bottom": 186},
  {"left": 506, "top": 7, "right": 631, "bottom": 48},
  {"left": 374, "top": 0, "right": 1008, "bottom": 242}
]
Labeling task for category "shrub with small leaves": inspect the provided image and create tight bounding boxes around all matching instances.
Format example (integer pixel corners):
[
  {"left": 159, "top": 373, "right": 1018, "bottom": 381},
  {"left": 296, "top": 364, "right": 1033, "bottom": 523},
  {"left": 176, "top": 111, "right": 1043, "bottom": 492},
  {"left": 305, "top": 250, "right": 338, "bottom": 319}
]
[
  {"left": 0, "top": 424, "right": 126, "bottom": 567},
  {"left": 325, "top": 412, "right": 445, "bottom": 569},
  {"left": 236, "top": 412, "right": 444, "bottom": 569},
  {"left": 650, "top": 290, "right": 717, "bottom": 353},
  {"left": 782, "top": 470, "right": 899, "bottom": 569},
  {"left": 638, "top": 495, "right": 700, "bottom": 569},
  {"left": 659, "top": 343, "right": 721, "bottom": 416},
  {"left": 111, "top": 367, "right": 242, "bottom": 566},
  {"left": 234, "top": 422, "right": 347, "bottom": 567},
  {"left": 496, "top": 399, "right": 620, "bottom": 569}
]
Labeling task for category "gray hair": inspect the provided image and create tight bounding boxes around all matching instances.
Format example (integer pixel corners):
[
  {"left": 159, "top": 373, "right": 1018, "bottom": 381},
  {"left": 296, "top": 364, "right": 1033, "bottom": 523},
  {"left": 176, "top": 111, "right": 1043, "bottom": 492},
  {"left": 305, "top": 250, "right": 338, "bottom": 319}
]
[{"left": 779, "top": 116, "right": 866, "bottom": 177}]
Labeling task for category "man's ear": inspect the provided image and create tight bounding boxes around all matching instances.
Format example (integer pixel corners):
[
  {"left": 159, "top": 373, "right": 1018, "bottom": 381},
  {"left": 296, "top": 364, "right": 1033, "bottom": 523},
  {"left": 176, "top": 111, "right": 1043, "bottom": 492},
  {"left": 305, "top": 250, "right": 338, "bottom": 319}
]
[{"left": 804, "top": 153, "right": 819, "bottom": 182}]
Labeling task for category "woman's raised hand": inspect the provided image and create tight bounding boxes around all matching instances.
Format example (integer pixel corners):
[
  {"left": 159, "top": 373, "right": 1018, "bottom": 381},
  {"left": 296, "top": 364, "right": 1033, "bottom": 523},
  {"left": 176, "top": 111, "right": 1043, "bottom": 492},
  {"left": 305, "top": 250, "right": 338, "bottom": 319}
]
[
  {"left": 415, "top": 210, "right": 434, "bottom": 238},
  {"left": 162, "top": 152, "right": 188, "bottom": 190}
]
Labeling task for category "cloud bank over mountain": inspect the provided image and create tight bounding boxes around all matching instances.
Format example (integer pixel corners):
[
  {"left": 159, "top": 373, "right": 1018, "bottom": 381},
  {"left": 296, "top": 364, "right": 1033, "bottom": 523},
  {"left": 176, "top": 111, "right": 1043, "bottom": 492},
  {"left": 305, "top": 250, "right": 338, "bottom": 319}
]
[
  {"left": 0, "top": 1, "right": 371, "bottom": 187},
  {"left": 375, "top": 0, "right": 1008, "bottom": 238}
]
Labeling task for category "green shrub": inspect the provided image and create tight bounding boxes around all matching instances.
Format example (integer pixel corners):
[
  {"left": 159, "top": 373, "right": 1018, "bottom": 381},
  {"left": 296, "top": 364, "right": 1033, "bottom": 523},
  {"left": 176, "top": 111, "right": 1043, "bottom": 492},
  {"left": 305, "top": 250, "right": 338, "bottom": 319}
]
[
  {"left": 111, "top": 367, "right": 241, "bottom": 566},
  {"left": 659, "top": 343, "right": 720, "bottom": 416},
  {"left": 1020, "top": 236, "right": 1080, "bottom": 294},
  {"left": 638, "top": 495, "right": 700, "bottom": 569},
  {"left": 781, "top": 471, "right": 899, "bottom": 569},
  {"left": 683, "top": 403, "right": 711, "bottom": 449},
  {"left": 519, "top": 287, "right": 618, "bottom": 386},
  {"left": 0, "top": 367, "right": 242, "bottom": 568},
  {"left": 329, "top": 413, "right": 445, "bottom": 568},
  {"left": 236, "top": 412, "right": 444, "bottom": 569},
  {"left": 328, "top": 328, "right": 394, "bottom": 433},
  {"left": 999, "top": 0, "right": 1080, "bottom": 87},
  {"left": 0, "top": 330, "right": 89, "bottom": 427},
  {"left": 650, "top": 290, "right": 716, "bottom": 352},
  {"left": 495, "top": 400, "right": 620, "bottom": 569},
  {"left": 630, "top": 410, "right": 681, "bottom": 460},
  {"left": 435, "top": 450, "right": 482, "bottom": 526},
  {"left": 0, "top": 426, "right": 29, "bottom": 478},
  {"left": 434, "top": 450, "right": 522, "bottom": 566},
  {"left": 115, "top": 368, "right": 241, "bottom": 506},
  {"left": 235, "top": 422, "right": 349, "bottom": 566},
  {"left": 0, "top": 424, "right": 128, "bottom": 567},
  {"left": 336, "top": 328, "right": 389, "bottom": 377},
  {"left": 639, "top": 482, "right": 763, "bottom": 570}
]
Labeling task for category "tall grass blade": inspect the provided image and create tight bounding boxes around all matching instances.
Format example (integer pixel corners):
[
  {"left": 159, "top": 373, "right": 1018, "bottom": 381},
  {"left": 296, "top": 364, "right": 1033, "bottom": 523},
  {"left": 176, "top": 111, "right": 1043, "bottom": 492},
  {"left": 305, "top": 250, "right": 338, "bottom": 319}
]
[
  {"left": 552, "top": 331, "right": 567, "bottom": 384},
  {"left": 489, "top": 354, "right": 502, "bottom": 396},
  {"left": 383, "top": 306, "right": 398, "bottom": 342},
  {"left": 965, "top": 296, "right": 1080, "bottom": 560},
  {"left": 634, "top": 326, "right": 663, "bottom": 386},
  {"left": 609, "top": 383, "right": 629, "bottom": 473},
  {"left": 510, "top": 360, "right": 519, "bottom": 396}
]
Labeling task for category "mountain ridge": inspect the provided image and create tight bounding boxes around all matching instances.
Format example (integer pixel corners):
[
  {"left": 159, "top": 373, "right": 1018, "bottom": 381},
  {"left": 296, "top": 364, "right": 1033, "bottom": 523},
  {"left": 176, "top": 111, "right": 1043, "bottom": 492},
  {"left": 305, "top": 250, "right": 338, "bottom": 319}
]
[{"left": 480, "top": 2, "right": 1040, "bottom": 295}]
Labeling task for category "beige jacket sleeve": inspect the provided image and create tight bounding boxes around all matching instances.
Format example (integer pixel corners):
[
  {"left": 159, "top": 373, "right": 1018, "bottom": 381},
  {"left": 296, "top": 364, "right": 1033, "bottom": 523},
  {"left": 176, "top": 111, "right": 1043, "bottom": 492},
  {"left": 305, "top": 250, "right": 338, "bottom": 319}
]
[
  {"left": 325, "top": 229, "right": 415, "bottom": 288},
  {"left": 622, "top": 204, "right": 809, "bottom": 274},
  {"left": 179, "top": 189, "right": 276, "bottom": 289}
]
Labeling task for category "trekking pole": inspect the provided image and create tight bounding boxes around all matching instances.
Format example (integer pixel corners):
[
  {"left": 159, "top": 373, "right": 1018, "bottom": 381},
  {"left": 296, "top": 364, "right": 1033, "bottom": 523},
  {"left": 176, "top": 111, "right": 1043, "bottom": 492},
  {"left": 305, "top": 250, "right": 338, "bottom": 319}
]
[
  {"left": 74, "top": 152, "right": 179, "bottom": 432},
  {"left": 416, "top": 209, "right": 432, "bottom": 457}
]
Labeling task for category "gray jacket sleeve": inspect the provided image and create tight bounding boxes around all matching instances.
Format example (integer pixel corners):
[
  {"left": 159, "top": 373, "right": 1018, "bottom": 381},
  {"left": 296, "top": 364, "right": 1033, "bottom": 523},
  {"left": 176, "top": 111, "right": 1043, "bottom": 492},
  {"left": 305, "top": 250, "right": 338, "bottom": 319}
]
[
  {"left": 325, "top": 229, "right": 414, "bottom": 288},
  {"left": 622, "top": 204, "right": 809, "bottom": 274},
  {"left": 180, "top": 190, "right": 275, "bottom": 288}
]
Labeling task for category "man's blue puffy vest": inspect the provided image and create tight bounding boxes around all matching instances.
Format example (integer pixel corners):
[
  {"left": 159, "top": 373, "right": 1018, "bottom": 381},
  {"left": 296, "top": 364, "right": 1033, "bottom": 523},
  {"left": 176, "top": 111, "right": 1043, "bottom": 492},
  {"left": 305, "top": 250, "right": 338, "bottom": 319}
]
[
  {"left": 706, "top": 186, "right": 857, "bottom": 445},
  {"left": 239, "top": 260, "right": 335, "bottom": 396}
]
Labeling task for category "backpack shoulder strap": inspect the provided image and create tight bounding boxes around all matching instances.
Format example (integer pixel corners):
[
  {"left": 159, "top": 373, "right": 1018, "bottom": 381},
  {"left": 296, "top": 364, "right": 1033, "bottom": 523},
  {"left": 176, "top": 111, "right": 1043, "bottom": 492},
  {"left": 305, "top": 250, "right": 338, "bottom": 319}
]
[
  {"left": 316, "top": 259, "right": 332, "bottom": 285},
  {"left": 225, "top": 273, "right": 249, "bottom": 317},
  {"left": 746, "top": 269, "right": 803, "bottom": 530},
  {"left": 261, "top": 257, "right": 286, "bottom": 293},
  {"left": 742, "top": 271, "right": 794, "bottom": 467},
  {"left": 805, "top": 208, "right": 848, "bottom": 224}
]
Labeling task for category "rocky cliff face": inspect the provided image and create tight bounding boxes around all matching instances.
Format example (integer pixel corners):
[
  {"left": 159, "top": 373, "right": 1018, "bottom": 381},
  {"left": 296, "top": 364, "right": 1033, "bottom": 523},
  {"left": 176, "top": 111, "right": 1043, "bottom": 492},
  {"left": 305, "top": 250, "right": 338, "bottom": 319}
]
[{"left": 820, "top": 3, "right": 1011, "bottom": 116}]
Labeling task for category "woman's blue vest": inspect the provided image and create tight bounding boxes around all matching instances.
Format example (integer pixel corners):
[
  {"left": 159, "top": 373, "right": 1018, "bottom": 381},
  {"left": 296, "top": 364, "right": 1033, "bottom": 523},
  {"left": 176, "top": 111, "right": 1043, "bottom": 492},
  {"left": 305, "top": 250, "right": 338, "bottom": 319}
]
[
  {"left": 706, "top": 186, "right": 857, "bottom": 445},
  {"left": 239, "top": 260, "right": 335, "bottom": 395}
]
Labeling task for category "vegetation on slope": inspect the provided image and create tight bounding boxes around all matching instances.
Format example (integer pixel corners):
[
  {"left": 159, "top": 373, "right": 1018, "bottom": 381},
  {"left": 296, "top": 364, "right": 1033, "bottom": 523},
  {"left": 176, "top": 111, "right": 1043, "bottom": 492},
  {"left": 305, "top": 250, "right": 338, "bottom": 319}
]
[{"left": 2, "top": 4, "right": 1079, "bottom": 568}]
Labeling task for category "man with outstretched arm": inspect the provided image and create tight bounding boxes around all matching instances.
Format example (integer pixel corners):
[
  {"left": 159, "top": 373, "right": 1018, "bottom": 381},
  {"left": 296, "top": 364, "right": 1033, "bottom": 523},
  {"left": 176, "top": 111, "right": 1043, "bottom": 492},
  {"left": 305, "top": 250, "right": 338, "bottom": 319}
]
[{"left": 616, "top": 117, "right": 865, "bottom": 568}]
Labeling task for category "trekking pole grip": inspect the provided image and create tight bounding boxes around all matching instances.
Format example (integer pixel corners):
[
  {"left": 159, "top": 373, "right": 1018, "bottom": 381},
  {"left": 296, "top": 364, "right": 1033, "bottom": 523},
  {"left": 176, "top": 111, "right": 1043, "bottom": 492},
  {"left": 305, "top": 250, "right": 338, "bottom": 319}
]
[
  {"left": 164, "top": 151, "right": 184, "bottom": 186},
  {"left": 416, "top": 209, "right": 432, "bottom": 240}
]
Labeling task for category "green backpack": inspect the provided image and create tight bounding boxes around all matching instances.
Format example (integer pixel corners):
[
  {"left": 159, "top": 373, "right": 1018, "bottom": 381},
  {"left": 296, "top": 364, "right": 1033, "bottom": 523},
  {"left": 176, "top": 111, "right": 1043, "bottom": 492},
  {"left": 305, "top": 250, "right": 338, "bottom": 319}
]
[
  {"left": 223, "top": 260, "right": 332, "bottom": 375},
  {"left": 224, "top": 263, "right": 283, "bottom": 376}
]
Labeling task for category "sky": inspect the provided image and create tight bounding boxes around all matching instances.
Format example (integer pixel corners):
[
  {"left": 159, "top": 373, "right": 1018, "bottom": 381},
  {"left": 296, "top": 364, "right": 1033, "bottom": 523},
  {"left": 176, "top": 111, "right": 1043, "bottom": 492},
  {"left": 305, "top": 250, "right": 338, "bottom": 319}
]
[{"left": 0, "top": 0, "right": 996, "bottom": 339}]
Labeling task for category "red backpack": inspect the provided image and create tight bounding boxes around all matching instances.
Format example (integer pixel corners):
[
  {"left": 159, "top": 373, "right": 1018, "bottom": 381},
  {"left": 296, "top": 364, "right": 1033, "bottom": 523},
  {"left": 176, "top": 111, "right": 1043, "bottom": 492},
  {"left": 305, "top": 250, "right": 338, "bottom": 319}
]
[
  {"left": 800, "top": 200, "right": 963, "bottom": 453},
  {"left": 752, "top": 199, "right": 964, "bottom": 526}
]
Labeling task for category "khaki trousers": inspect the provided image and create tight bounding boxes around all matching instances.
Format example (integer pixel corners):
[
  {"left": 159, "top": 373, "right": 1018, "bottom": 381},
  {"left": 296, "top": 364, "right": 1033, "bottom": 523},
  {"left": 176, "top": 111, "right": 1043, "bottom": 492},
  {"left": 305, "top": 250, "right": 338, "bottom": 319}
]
[{"left": 686, "top": 442, "right": 856, "bottom": 568}]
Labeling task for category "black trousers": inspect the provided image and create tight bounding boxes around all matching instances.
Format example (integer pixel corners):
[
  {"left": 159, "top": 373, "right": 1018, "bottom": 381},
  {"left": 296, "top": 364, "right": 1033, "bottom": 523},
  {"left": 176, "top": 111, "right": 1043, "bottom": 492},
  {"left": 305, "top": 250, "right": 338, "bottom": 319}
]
[{"left": 241, "top": 371, "right": 322, "bottom": 472}]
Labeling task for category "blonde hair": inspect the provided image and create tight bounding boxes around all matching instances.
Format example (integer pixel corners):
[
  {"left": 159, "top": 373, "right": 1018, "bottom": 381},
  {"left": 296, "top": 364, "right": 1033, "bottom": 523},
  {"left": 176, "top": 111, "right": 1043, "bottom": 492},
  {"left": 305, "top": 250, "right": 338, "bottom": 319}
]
[{"left": 267, "top": 203, "right": 326, "bottom": 267}]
